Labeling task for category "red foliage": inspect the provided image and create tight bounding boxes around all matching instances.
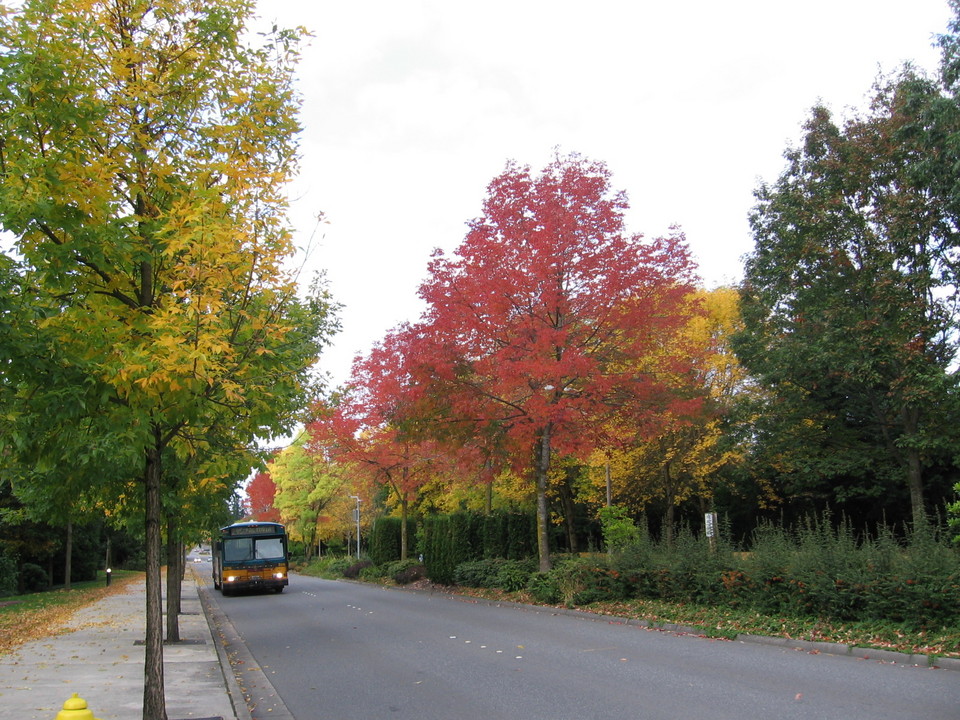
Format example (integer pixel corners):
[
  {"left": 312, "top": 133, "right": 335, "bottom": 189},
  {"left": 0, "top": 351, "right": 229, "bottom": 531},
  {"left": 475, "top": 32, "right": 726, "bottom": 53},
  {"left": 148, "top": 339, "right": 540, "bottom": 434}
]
[
  {"left": 306, "top": 331, "right": 441, "bottom": 502},
  {"left": 307, "top": 153, "right": 702, "bottom": 568},
  {"left": 411, "top": 152, "right": 701, "bottom": 464},
  {"left": 244, "top": 470, "right": 281, "bottom": 523}
]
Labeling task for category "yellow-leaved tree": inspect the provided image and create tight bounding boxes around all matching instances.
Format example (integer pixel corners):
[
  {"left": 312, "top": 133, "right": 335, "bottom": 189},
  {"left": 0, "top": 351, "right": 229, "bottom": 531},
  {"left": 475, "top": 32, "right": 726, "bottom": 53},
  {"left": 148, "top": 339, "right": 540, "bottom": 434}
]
[
  {"left": 592, "top": 287, "right": 748, "bottom": 543},
  {"left": 270, "top": 433, "right": 348, "bottom": 558},
  {"left": 0, "top": 2, "right": 337, "bottom": 718}
]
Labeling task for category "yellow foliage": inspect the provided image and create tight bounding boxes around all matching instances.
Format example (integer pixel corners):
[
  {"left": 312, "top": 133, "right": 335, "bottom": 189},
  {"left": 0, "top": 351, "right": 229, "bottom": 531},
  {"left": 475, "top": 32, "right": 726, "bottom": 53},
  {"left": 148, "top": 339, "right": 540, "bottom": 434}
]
[{"left": 589, "top": 287, "right": 751, "bottom": 517}]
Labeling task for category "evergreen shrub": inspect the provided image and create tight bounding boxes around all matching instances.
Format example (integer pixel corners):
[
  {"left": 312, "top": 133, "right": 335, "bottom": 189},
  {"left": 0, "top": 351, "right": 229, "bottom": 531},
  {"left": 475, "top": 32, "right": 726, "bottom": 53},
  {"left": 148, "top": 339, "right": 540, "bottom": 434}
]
[
  {"left": 20, "top": 563, "right": 48, "bottom": 592},
  {"left": 527, "top": 572, "right": 561, "bottom": 604},
  {"left": 387, "top": 559, "right": 426, "bottom": 584},
  {"left": 495, "top": 558, "right": 536, "bottom": 591},
  {"left": 343, "top": 560, "right": 373, "bottom": 579},
  {"left": 323, "top": 557, "right": 353, "bottom": 577},
  {"left": 453, "top": 558, "right": 502, "bottom": 588},
  {"left": 359, "top": 563, "right": 382, "bottom": 581},
  {"left": 0, "top": 552, "right": 16, "bottom": 596},
  {"left": 369, "top": 517, "right": 415, "bottom": 566},
  {"left": 549, "top": 558, "right": 635, "bottom": 606},
  {"left": 551, "top": 513, "right": 960, "bottom": 628}
]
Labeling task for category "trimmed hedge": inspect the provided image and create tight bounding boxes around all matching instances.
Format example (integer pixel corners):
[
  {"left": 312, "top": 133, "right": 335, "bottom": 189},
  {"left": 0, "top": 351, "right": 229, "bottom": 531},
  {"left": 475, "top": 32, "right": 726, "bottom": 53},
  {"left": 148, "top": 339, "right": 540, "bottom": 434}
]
[
  {"left": 420, "top": 510, "right": 537, "bottom": 584},
  {"left": 369, "top": 517, "right": 415, "bottom": 566},
  {"left": 447, "top": 519, "right": 960, "bottom": 628}
]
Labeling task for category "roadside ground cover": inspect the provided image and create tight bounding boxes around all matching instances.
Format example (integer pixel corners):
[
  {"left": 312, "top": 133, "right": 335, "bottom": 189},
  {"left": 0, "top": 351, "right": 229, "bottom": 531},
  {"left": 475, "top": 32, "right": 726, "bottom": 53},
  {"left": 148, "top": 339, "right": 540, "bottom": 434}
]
[
  {"left": 0, "top": 570, "right": 141, "bottom": 657},
  {"left": 461, "top": 587, "right": 960, "bottom": 659}
]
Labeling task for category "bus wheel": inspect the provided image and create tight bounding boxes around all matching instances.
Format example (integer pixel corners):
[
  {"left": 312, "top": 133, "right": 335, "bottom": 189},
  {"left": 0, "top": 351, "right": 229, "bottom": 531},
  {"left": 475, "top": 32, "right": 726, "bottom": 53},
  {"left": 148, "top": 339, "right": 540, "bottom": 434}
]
[{"left": 274, "top": 586, "right": 284, "bottom": 593}]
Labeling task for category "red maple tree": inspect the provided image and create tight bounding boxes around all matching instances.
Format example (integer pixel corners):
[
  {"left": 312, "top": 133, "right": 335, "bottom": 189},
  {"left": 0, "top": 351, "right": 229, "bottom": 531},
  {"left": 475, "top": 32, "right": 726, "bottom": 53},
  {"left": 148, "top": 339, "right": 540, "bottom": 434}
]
[
  {"left": 411, "top": 152, "right": 701, "bottom": 570},
  {"left": 307, "top": 329, "right": 443, "bottom": 559},
  {"left": 244, "top": 469, "right": 281, "bottom": 523}
]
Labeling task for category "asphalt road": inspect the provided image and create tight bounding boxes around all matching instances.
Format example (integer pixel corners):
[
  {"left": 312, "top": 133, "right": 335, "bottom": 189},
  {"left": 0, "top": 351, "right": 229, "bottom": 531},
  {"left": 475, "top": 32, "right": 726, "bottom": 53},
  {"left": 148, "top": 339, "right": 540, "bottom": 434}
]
[{"left": 215, "top": 572, "right": 960, "bottom": 720}]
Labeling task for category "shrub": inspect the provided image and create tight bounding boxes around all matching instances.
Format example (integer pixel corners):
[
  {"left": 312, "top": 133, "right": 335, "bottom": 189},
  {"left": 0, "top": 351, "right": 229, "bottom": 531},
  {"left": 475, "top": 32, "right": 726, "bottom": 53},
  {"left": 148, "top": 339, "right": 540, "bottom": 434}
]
[
  {"left": 452, "top": 558, "right": 536, "bottom": 591},
  {"left": 546, "top": 558, "right": 635, "bottom": 606},
  {"left": 387, "top": 559, "right": 426, "bottom": 585},
  {"left": 494, "top": 559, "right": 536, "bottom": 591},
  {"left": 454, "top": 558, "right": 505, "bottom": 588},
  {"left": 527, "top": 572, "right": 561, "bottom": 604},
  {"left": 343, "top": 560, "right": 373, "bottom": 579},
  {"left": 21, "top": 563, "right": 48, "bottom": 593},
  {"left": 421, "top": 515, "right": 455, "bottom": 584},
  {"left": 359, "top": 564, "right": 383, "bottom": 581},
  {"left": 322, "top": 558, "right": 354, "bottom": 577},
  {"left": 598, "top": 505, "right": 641, "bottom": 553},
  {"left": 370, "top": 518, "right": 416, "bottom": 566},
  {"left": 0, "top": 552, "right": 16, "bottom": 596}
]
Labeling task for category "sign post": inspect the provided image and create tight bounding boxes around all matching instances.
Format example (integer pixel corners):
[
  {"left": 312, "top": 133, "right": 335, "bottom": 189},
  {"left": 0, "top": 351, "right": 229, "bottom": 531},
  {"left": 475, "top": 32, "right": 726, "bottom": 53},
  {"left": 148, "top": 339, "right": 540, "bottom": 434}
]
[{"left": 705, "top": 512, "right": 718, "bottom": 553}]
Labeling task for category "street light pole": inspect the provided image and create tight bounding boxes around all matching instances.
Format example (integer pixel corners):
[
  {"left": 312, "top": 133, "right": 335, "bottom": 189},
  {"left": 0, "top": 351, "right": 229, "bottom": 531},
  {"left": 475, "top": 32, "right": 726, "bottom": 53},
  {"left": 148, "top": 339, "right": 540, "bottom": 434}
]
[{"left": 350, "top": 495, "right": 361, "bottom": 559}]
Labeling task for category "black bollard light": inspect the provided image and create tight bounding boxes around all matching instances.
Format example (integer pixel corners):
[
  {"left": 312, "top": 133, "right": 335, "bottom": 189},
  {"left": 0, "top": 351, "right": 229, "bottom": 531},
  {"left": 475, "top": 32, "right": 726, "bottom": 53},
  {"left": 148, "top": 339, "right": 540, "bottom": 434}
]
[{"left": 105, "top": 567, "right": 112, "bottom": 586}]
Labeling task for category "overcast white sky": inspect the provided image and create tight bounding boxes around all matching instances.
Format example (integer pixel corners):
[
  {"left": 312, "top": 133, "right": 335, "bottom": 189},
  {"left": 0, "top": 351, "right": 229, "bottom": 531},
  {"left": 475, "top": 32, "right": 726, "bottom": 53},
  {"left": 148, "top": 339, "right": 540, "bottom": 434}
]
[{"left": 253, "top": 0, "right": 953, "bottom": 388}]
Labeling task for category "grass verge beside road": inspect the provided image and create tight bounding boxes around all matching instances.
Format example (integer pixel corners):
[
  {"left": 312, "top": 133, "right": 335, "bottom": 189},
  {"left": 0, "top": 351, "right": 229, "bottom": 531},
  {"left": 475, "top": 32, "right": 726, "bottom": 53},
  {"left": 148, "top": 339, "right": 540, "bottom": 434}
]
[
  {"left": 0, "top": 570, "right": 141, "bottom": 657},
  {"left": 448, "top": 585, "right": 960, "bottom": 660}
]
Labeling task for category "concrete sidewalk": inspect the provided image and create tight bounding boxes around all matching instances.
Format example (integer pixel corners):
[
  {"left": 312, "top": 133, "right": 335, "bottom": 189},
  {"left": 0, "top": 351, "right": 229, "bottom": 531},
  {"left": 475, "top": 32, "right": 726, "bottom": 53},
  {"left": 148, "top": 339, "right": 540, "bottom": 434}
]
[{"left": 0, "top": 566, "right": 240, "bottom": 720}]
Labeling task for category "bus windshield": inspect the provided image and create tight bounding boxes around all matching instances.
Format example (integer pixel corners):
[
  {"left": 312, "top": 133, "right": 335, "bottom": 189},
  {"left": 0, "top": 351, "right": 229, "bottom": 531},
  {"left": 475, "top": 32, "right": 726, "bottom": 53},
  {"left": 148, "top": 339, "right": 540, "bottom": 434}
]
[{"left": 223, "top": 536, "right": 285, "bottom": 563}]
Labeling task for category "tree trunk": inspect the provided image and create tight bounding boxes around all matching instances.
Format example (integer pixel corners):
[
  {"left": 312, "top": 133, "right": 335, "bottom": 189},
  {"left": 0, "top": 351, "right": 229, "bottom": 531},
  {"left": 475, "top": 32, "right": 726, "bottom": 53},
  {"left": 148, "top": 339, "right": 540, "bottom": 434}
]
[
  {"left": 559, "top": 469, "right": 578, "bottom": 554},
  {"left": 901, "top": 407, "right": 926, "bottom": 528},
  {"left": 535, "top": 424, "right": 553, "bottom": 572},
  {"left": 662, "top": 462, "right": 675, "bottom": 548},
  {"left": 143, "top": 439, "right": 167, "bottom": 720},
  {"left": 664, "top": 502, "right": 676, "bottom": 548},
  {"left": 64, "top": 519, "right": 73, "bottom": 590},
  {"left": 907, "top": 446, "right": 925, "bottom": 528},
  {"left": 605, "top": 461, "right": 612, "bottom": 507},
  {"left": 165, "top": 513, "right": 181, "bottom": 643},
  {"left": 400, "top": 492, "right": 409, "bottom": 561}
]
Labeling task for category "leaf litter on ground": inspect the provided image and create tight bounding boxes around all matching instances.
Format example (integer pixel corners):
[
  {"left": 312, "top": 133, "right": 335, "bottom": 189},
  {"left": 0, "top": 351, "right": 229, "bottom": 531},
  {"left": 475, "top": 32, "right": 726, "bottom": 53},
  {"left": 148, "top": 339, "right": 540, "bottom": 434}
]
[{"left": 0, "top": 573, "right": 142, "bottom": 658}]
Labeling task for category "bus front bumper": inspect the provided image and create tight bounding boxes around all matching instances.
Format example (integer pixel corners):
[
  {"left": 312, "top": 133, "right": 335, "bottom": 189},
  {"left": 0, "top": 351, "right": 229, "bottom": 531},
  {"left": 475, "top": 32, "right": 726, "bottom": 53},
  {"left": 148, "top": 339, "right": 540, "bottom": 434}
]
[{"left": 222, "top": 569, "right": 289, "bottom": 591}]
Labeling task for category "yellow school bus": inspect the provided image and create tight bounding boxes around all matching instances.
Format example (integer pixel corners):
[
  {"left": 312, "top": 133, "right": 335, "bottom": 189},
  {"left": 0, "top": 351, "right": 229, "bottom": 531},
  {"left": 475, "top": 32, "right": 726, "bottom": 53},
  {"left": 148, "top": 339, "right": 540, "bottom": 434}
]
[{"left": 212, "top": 521, "right": 289, "bottom": 595}]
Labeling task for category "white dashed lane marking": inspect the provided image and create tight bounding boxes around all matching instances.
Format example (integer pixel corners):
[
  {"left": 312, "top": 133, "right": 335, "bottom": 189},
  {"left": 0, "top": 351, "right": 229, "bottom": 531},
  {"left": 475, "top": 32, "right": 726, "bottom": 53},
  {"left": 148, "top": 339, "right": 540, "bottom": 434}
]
[{"left": 448, "top": 635, "right": 524, "bottom": 659}]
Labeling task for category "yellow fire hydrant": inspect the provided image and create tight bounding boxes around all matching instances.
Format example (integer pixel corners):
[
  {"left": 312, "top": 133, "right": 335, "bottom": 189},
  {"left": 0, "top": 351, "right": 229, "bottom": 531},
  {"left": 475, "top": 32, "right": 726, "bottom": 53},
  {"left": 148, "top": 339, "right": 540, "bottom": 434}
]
[{"left": 55, "top": 693, "right": 101, "bottom": 720}]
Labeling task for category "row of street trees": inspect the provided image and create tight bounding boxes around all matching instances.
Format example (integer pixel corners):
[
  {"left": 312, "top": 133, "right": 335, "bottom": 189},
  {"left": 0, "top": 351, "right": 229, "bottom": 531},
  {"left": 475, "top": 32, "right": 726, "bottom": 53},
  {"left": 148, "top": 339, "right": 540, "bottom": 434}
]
[
  {"left": 253, "top": 8, "right": 960, "bottom": 563},
  {"left": 0, "top": 2, "right": 337, "bottom": 719},
  {"left": 307, "top": 154, "right": 704, "bottom": 573},
  {"left": 5, "top": 2, "right": 960, "bottom": 717}
]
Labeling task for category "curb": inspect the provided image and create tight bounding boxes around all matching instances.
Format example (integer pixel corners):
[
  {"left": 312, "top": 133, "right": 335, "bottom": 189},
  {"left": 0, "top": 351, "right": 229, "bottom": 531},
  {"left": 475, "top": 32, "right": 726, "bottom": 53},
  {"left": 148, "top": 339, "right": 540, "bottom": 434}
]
[
  {"left": 196, "top": 583, "right": 253, "bottom": 720},
  {"left": 734, "top": 633, "right": 960, "bottom": 670}
]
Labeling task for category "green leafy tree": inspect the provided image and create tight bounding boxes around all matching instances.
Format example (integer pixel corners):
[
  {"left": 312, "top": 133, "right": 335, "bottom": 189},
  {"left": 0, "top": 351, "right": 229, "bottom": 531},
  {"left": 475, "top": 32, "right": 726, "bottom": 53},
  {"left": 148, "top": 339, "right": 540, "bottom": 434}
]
[
  {"left": 270, "top": 433, "right": 346, "bottom": 558},
  {"left": 936, "top": 0, "right": 960, "bottom": 541},
  {"left": 0, "top": 3, "right": 336, "bottom": 718},
  {"left": 736, "top": 66, "right": 960, "bottom": 528}
]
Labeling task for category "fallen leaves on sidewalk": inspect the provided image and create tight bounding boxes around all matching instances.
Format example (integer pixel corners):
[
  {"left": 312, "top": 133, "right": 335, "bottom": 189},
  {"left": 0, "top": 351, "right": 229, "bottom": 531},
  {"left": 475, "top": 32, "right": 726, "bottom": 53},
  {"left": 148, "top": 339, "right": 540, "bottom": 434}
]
[{"left": 0, "top": 575, "right": 142, "bottom": 658}]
